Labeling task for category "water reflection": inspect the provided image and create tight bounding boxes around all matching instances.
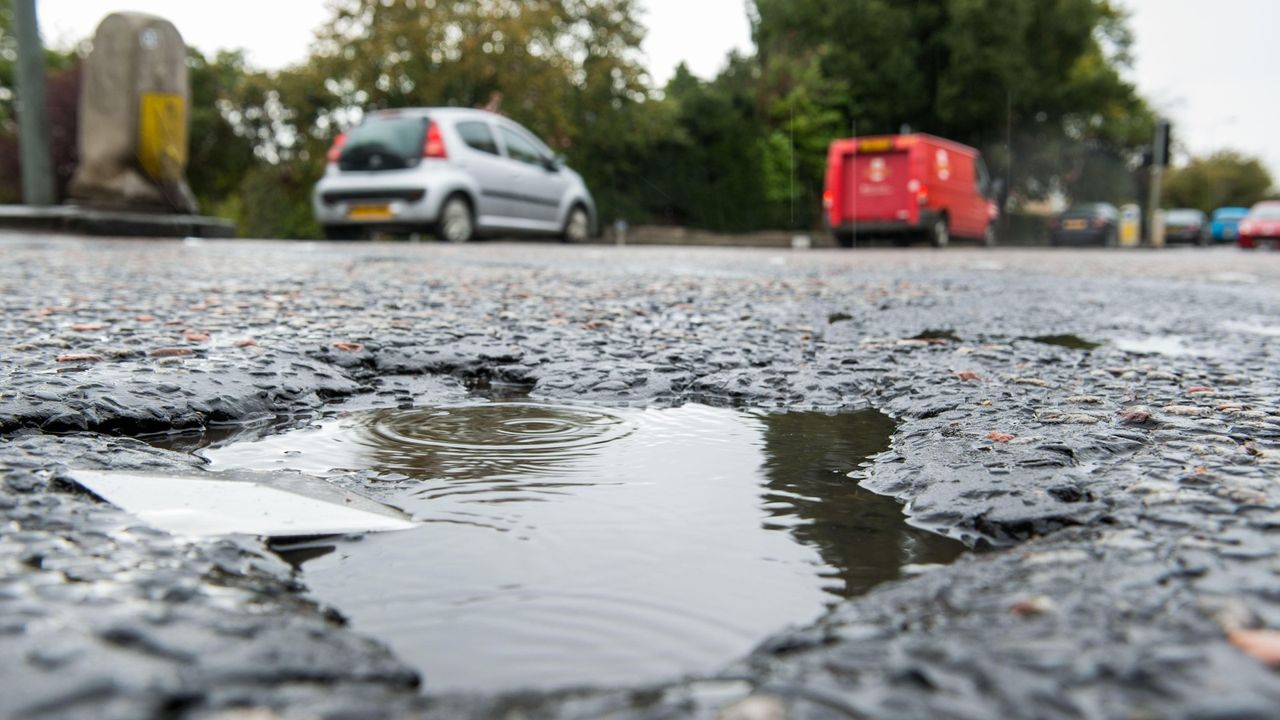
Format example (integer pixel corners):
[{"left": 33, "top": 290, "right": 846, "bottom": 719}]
[
  {"left": 355, "top": 404, "right": 632, "bottom": 501},
  {"left": 758, "top": 411, "right": 963, "bottom": 598}
]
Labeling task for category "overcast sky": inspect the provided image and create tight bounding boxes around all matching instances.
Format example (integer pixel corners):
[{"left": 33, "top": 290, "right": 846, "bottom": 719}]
[{"left": 36, "top": 0, "right": 1280, "bottom": 177}]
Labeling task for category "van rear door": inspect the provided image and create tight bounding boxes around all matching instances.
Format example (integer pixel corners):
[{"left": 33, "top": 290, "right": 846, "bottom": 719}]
[{"left": 845, "top": 140, "right": 912, "bottom": 224}]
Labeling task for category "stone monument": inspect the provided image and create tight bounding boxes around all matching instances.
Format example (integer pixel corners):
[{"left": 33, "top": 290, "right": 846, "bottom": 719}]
[{"left": 69, "top": 12, "right": 198, "bottom": 213}]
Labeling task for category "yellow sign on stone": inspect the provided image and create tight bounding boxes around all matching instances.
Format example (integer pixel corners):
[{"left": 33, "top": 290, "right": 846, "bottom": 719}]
[{"left": 138, "top": 92, "right": 187, "bottom": 183}]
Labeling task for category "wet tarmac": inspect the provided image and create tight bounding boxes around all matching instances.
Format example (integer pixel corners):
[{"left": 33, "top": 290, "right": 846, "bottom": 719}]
[{"left": 3, "top": 236, "right": 1280, "bottom": 719}]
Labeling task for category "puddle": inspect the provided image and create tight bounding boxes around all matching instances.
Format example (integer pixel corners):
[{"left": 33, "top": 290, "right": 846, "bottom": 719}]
[
  {"left": 1113, "top": 336, "right": 1221, "bottom": 357},
  {"left": 1222, "top": 320, "right": 1280, "bottom": 338},
  {"left": 200, "top": 403, "right": 962, "bottom": 693},
  {"left": 909, "top": 329, "right": 961, "bottom": 342},
  {"left": 1030, "top": 334, "right": 1102, "bottom": 351}
]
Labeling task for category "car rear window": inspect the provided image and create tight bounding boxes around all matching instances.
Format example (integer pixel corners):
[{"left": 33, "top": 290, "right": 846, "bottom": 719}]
[
  {"left": 1066, "top": 204, "right": 1115, "bottom": 218},
  {"left": 1165, "top": 210, "right": 1202, "bottom": 224},
  {"left": 1251, "top": 204, "right": 1280, "bottom": 220},
  {"left": 457, "top": 121, "right": 499, "bottom": 155},
  {"left": 339, "top": 115, "right": 427, "bottom": 171}
]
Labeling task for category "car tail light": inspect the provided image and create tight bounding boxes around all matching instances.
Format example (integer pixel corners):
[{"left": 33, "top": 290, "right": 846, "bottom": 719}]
[
  {"left": 326, "top": 133, "right": 347, "bottom": 164},
  {"left": 1091, "top": 217, "right": 1106, "bottom": 229},
  {"left": 423, "top": 121, "right": 448, "bottom": 159},
  {"left": 822, "top": 191, "right": 833, "bottom": 209},
  {"left": 915, "top": 184, "right": 929, "bottom": 206},
  {"left": 1240, "top": 222, "right": 1255, "bottom": 235}
]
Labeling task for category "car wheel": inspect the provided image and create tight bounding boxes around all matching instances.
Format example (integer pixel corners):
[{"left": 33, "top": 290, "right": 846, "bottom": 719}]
[
  {"left": 834, "top": 231, "right": 854, "bottom": 248},
  {"left": 322, "top": 225, "right": 363, "bottom": 241},
  {"left": 982, "top": 225, "right": 997, "bottom": 247},
  {"left": 929, "top": 217, "right": 950, "bottom": 248},
  {"left": 1104, "top": 228, "right": 1118, "bottom": 248},
  {"left": 562, "top": 205, "right": 590, "bottom": 244},
  {"left": 435, "top": 195, "right": 474, "bottom": 243}
]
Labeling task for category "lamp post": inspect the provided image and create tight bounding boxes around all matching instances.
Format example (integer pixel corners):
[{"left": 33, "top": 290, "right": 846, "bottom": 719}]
[{"left": 13, "top": 0, "right": 56, "bottom": 206}]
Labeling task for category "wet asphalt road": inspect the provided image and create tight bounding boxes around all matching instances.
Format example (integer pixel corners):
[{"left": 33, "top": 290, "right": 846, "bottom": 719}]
[{"left": 3, "top": 234, "right": 1280, "bottom": 719}]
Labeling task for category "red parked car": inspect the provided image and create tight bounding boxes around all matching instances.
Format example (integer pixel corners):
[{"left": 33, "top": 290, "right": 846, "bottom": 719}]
[
  {"left": 1238, "top": 201, "right": 1280, "bottom": 249},
  {"left": 823, "top": 133, "right": 999, "bottom": 248}
]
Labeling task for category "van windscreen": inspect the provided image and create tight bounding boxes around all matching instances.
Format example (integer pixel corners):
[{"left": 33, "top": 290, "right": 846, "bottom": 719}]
[{"left": 339, "top": 116, "right": 427, "bottom": 172}]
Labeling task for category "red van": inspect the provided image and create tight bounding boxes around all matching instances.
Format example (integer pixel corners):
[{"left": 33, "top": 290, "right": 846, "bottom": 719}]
[{"left": 823, "top": 134, "right": 998, "bottom": 248}]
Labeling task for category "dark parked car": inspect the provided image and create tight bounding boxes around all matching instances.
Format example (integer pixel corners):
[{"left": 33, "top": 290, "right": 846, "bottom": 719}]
[
  {"left": 1049, "top": 203, "right": 1120, "bottom": 246},
  {"left": 1162, "top": 208, "right": 1208, "bottom": 245}
]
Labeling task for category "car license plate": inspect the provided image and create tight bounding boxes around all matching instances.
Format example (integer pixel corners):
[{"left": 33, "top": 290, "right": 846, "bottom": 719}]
[
  {"left": 1224, "top": 228, "right": 1236, "bottom": 239},
  {"left": 348, "top": 204, "right": 393, "bottom": 221},
  {"left": 1064, "top": 219, "right": 1087, "bottom": 230},
  {"left": 858, "top": 138, "right": 894, "bottom": 153}
]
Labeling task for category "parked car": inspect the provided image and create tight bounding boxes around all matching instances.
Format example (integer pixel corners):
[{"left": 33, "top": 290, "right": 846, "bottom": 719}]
[
  {"left": 1049, "top": 203, "right": 1120, "bottom": 246},
  {"left": 1209, "top": 206, "right": 1249, "bottom": 243},
  {"left": 313, "top": 107, "right": 595, "bottom": 242},
  {"left": 1162, "top": 208, "right": 1208, "bottom": 245},
  {"left": 822, "top": 133, "right": 999, "bottom": 248},
  {"left": 1238, "top": 201, "right": 1280, "bottom": 249}
]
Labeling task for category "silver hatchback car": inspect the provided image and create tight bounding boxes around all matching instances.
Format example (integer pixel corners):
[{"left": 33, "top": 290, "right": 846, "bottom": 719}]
[{"left": 313, "top": 108, "right": 596, "bottom": 242}]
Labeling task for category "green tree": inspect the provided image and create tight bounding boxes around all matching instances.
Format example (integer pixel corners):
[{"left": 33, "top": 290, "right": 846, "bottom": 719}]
[
  {"left": 186, "top": 48, "right": 257, "bottom": 213},
  {"left": 1163, "top": 151, "right": 1275, "bottom": 213},
  {"left": 750, "top": 0, "right": 1155, "bottom": 207},
  {"left": 212, "top": 0, "right": 659, "bottom": 238}
]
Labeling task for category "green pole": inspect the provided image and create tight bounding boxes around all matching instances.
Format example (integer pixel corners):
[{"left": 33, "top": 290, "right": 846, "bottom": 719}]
[{"left": 13, "top": 0, "right": 56, "bottom": 206}]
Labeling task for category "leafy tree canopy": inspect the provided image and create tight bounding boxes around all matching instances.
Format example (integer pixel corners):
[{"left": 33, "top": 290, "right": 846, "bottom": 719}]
[{"left": 1163, "top": 151, "right": 1275, "bottom": 213}]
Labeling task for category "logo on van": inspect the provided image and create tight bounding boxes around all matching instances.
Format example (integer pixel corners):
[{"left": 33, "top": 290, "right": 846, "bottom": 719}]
[
  {"left": 868, "top": 157, "right": 889, "bottom": 183},
  {"left": 935, "top": 150, "right": 951, "bottom": 181}
]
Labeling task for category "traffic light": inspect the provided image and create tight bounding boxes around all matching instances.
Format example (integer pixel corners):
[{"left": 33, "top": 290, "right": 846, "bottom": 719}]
[{"left": 1156, "top": 120, "right": 1172, "bottom": 167}]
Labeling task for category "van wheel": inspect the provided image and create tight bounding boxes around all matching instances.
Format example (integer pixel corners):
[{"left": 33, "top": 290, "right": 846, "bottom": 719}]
[
  {"left": 929, "top": 217, "right": 950, "bottom": 248},
  {"left": 562, "top": 205, "right": 589, "bottom": 244},
  {"left": 983, "top": 225, "right": 997, "bottom": 247},
  {"left": 435, "top": 194, "right": 474, "bottom": 243},
  {"left": 834, "top": 231, "right": 854, "bottom": 248}
]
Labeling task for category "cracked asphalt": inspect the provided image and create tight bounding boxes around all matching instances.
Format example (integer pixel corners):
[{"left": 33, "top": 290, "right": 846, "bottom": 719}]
[{"left": 3, "top": 234, "right": 1280, "bottom": 719}]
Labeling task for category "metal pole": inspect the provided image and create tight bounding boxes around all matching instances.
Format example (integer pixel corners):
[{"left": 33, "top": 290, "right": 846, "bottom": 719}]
[
  {"left": 1005, "top": 89, "right": 1013, "bottom": 233},
  {"left": 1146, "top": 120, "right": 1167, "bottom": 247},
  {"left": 13, "top": 0, "right": 56, "bottom": 206}
]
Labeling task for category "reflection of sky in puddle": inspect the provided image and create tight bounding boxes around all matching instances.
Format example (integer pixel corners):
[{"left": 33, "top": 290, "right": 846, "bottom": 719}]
[
  {"left": 1113, "top": 336, "right": 1222, "bottom": 357},
  {"left": 203, "top": 403, "right": 961, "bottom": 694},
  {"left": 1222, "top": 320, "right": 1280, "bottom": 338}
]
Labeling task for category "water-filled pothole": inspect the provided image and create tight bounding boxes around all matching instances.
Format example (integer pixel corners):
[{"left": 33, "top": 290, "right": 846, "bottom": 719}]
[{"left": 200, "top": 402, "right": 962, "bottom": 693}]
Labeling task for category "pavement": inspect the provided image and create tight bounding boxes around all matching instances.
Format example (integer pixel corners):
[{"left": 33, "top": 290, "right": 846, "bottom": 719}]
[{"left": 3, "top": 234, "right": 1280, "bottom": 719}]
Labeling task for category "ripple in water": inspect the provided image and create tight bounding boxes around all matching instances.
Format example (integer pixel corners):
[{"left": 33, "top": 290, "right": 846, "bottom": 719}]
[{"left": 202, "top": 402, "right": 963, "bottom": 693}]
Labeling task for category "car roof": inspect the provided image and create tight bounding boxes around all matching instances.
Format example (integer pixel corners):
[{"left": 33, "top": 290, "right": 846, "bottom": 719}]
[{"left": 366, "top": 107, "right": 509, "bottom": 123}]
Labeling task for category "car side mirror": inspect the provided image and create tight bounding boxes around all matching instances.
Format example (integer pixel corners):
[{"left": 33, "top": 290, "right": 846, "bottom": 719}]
[{"left": 543, "top": 155, "right": 562, "bottom": 172}]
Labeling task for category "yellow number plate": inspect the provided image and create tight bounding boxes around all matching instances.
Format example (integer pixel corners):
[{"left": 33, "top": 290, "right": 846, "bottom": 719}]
[
  {"left": 858, "top": 138, "right": 894, "bottom": 153},
  {"left": 348, "top": 204, "right": 393, "bottom": 221},
  {"left": 1064, "top": 219, "right": 1088, "bottom": 230}
]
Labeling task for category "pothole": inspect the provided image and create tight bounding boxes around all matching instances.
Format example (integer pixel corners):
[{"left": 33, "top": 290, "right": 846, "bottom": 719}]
[
  {"left": 1030, "top": 334, "right": 1102, "bottom": 350},
  {"left": 197, "top": 402, "right": 964, "bottom": 693}
]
